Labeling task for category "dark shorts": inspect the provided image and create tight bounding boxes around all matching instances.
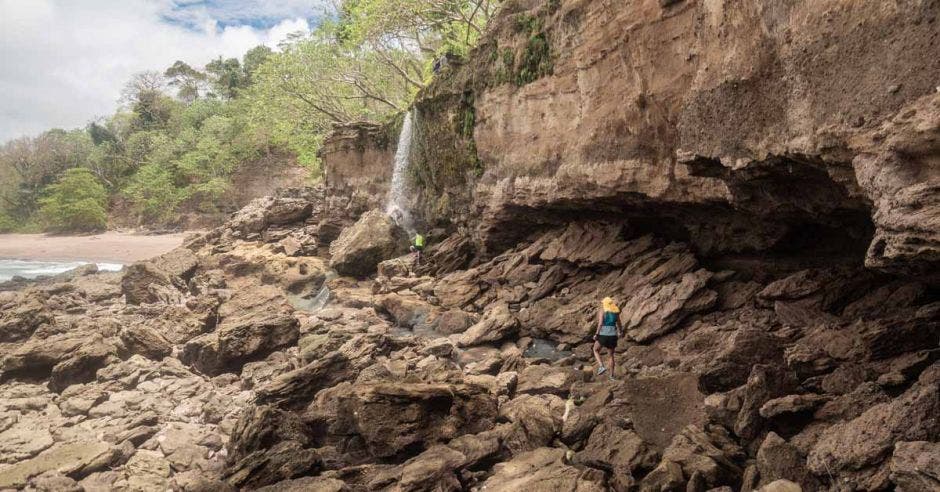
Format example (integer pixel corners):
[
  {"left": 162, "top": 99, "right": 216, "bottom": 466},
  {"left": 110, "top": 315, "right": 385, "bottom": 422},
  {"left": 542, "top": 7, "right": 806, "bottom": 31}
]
[{"left": 597, "top": 335, "right": 618, "bottom": 349}]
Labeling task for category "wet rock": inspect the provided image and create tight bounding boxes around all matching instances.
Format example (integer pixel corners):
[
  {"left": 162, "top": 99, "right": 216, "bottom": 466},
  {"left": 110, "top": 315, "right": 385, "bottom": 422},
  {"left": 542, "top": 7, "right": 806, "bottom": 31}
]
[
  {"left": 378, "top": 293, "right": 440, "bottom": 331},
  {"left": 889, "top": 441, "right": 940, "bottom": 491},
  {"left": 329, "top": 210, "right": 408, "bottom": 278}
]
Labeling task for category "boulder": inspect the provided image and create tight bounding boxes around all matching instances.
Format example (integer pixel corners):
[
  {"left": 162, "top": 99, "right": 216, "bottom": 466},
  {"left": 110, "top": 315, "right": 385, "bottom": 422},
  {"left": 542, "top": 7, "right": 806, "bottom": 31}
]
[
  {"left": 225, "top": 406, "right": 322, "bottom": 489},
  {"left": 808, "top": 381, "right": 940, "bottom": 490},
  {"left": 181, "top": 310, "right": 298, "bottom": 376},
  {"left": 759, "top": 394, "right": 829, "bottom": 419},
  {"left": 331, "top": 383, "right": 498, "bottom": 459},
  {"left": 119, "top": 324, "right": 172, "bottom": 360},
  {"left": 641, "top": 426, "right": 743, "bottom": 490},
  {"left": 256, "top": 477, "right": 347, "bottom": 492},
  {"left": 757, "top": 480, "right": 802, "bottom": 492},
  {"left": 889, "top": 441, "right": 940, "bottom": 491},
  {"left": 329, "top": 210, "right": 407, "bottom": 278},
  {"left": 699, "top": 328, "right": 785, "bottom": 393},
  {"left": 121, "top": 248, "right": 198, "bottom": 305},
  {"left": 0, "top": 293, "right": 53, "bottom": 342},
  {"left": 499, "top": 394, "right": 565, "bottom": 453},
  {"left": 575, "top": 421, "right": 659, "bottom": 489},
  {"left": 625, "top": 269, "right": 717, "bottom": 342},
  {"left": 456, "top": 302, "right": 519, "bottom": 347},
  {"left": 378, "top": 254, "right": 418, "bottom": 278},
  {"left": 756, "top": 432, "right": 819, "bottom": 490},
  {"left": 516, "top": 364, "right": 580, "bottom": 397},
  {"left": 433, "top": 309, "right": 477, "bottom": 335},
  {"left": 479, "top": 447, "right": 606, "bottom": 491},
  {"left": 227, "top": 196, "right": 313, "bottom": 236},
  {"left": 398, "top": 445, "right": 466, "bottom": 492},
  {"left": 1, "top": 332, "right": 117, "bottom": 390}
]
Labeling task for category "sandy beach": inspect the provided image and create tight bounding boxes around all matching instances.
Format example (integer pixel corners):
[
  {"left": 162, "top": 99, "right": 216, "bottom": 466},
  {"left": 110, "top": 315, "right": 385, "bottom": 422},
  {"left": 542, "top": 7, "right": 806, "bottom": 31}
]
[{"left": 0, "top": 232, "right": 188, "bottom": 263}]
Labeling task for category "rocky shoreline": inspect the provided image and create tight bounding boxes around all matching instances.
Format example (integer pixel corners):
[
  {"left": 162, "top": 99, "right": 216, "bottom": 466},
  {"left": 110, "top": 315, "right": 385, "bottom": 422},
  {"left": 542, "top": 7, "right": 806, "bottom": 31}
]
[{"left": 0, "top": 190, "right": 936, "bottom": 491}]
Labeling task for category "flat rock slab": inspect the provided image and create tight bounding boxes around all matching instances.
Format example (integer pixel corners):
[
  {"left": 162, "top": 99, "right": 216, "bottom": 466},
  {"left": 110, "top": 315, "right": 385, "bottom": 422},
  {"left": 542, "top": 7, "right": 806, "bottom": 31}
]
[{"left": 0, "top": 441, "right": 112, "bottom": 489}]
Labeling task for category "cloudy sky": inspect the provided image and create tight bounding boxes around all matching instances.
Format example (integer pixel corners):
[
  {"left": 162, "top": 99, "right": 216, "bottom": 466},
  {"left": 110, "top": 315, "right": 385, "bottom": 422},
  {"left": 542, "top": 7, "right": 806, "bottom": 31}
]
[{"left": 0, "top": 0, "right": 329, "bottom": 143}]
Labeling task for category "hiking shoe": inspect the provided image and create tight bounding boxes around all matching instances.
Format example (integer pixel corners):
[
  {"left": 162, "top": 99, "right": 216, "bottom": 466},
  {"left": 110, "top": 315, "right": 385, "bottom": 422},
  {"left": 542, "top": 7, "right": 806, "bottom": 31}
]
[
  {"left": 608, "top": 374, "right": 617, "bottom": 382},
  {"left": 596, "top": 366, "right": 607, "bottom": 376}
]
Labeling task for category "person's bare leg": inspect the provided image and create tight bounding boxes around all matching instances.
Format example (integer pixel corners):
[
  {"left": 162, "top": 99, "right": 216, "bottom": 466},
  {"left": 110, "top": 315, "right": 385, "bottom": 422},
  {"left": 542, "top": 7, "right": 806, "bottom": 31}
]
[
  {"left": 592, "top": 341, "right": 605, "bottom": 370},
  {"left": 608, "top": 348, "right": 616, "bottom": 379}
]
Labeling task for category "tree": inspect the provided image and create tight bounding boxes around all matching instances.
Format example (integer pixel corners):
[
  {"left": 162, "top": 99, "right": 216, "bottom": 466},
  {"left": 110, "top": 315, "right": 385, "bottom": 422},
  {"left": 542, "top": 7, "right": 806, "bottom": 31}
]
[
  {"left": 339, "top": 0, "right": 501, "bottom": 84},
  {"left": 206, "top": 57, "right": 246, "bottom": 99},
  {"left": 38, "top": 168, "right": 109, "bottom": 232},
  {"left": 123, "top": 163, "right": 184, "bottom": 222},
  {"left": 120, "top": 71, "right": 166, "bottom": 107},
  {"left": 242, "top": 45, "right": 273, "bottom": 85},
  {"left": 164, "top": 61, "right": 208, "bottom": 102},
  {"left": 0, "top": 129, "right": 92, "bottom": 220}
]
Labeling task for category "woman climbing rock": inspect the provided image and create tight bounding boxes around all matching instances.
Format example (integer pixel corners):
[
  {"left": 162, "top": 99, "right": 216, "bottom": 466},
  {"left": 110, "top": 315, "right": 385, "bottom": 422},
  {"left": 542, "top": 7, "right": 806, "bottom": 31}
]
[{"left": 593, "top": 296, "right": 622, "bottom": 381}]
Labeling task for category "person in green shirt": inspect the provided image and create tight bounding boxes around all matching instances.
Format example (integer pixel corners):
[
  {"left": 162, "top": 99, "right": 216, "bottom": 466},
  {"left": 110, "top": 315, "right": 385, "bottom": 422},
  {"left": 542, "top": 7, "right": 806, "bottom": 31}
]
[{"left": 410, "top": 233, "right": 425, "bottom": 264}]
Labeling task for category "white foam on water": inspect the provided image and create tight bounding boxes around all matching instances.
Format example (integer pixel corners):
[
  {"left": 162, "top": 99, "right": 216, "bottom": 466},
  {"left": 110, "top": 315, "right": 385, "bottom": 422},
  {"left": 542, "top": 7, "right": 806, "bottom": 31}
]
[
  {"left": 385, "top": 110, "right": 416, "bottom": 233},
  {"left": 0, "top": 259, "right": 123, "bottom": 282}
]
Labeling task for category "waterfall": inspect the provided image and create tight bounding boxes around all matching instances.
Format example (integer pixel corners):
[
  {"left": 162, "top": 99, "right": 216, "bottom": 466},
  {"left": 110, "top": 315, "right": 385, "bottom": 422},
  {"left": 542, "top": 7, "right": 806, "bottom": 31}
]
[{"left": 385, "top": 110, "right": 415, "bottom": 232}]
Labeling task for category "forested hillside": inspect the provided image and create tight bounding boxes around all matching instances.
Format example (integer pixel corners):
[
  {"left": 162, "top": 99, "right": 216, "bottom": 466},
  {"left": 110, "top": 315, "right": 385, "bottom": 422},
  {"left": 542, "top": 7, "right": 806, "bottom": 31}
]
[{"left": 0, "top": 0, "right": 499, "bottom": 233}]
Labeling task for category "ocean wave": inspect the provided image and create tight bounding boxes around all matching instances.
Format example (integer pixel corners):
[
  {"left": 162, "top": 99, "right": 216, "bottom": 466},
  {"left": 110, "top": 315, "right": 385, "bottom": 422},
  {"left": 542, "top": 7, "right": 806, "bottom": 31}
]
[{"left": 0, "top": 260, "right": 124, "bottom": 282}]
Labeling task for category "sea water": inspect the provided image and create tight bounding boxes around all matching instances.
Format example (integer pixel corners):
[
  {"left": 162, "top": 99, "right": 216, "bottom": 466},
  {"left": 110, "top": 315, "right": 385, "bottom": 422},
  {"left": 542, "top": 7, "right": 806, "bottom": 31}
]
[{"left": 0, "top": 259, "right": 123, "bottom": 282}]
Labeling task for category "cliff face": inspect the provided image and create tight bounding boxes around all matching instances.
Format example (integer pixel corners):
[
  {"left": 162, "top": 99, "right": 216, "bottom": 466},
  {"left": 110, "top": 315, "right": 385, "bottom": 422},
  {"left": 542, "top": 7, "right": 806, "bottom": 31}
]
[
  {"left": 321, "top": 0, "right": 939, "bottom": 278},
  {"left": 320, "top": 122, "right": 396, "bottom": 209}
]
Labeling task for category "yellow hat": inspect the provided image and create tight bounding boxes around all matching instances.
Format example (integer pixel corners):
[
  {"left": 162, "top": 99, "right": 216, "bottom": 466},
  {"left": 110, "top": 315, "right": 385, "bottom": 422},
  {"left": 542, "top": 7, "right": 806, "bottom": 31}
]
[{"left": 602, "top": 297, "right": 619, "bottom": 313}]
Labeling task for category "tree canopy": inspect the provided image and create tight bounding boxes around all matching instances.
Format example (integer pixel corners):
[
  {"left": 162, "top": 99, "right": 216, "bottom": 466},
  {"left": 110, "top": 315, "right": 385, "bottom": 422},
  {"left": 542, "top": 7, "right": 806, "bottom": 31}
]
[{"left": 0, "top": 0, "right": 501, "bottom": 232}]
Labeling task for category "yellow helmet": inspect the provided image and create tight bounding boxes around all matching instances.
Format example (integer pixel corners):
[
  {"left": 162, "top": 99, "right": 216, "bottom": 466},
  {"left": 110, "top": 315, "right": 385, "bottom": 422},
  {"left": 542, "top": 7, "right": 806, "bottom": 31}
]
[{"left": 602, "top": 297, "right": 620, "bottom": 313}]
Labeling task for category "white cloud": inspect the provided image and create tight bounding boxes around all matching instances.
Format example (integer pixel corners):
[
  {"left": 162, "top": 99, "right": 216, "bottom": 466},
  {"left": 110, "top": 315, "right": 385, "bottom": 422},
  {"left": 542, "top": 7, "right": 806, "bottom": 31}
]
[{"left": 0, "top": 0, "right": 324, "bottom": 142}]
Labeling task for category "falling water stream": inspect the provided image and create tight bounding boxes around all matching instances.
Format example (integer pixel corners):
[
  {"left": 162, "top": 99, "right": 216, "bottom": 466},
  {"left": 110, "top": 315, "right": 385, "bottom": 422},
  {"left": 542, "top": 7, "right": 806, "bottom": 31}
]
[{"left": 385, "top": 110, "right": 416, "bottom": 233}]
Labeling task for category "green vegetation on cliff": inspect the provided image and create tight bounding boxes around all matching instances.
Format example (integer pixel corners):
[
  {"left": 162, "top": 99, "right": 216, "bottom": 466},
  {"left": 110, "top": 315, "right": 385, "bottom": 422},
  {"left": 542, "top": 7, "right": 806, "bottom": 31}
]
[{"left": 0, "top": 0, "right": 501, "bottom": 233}]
